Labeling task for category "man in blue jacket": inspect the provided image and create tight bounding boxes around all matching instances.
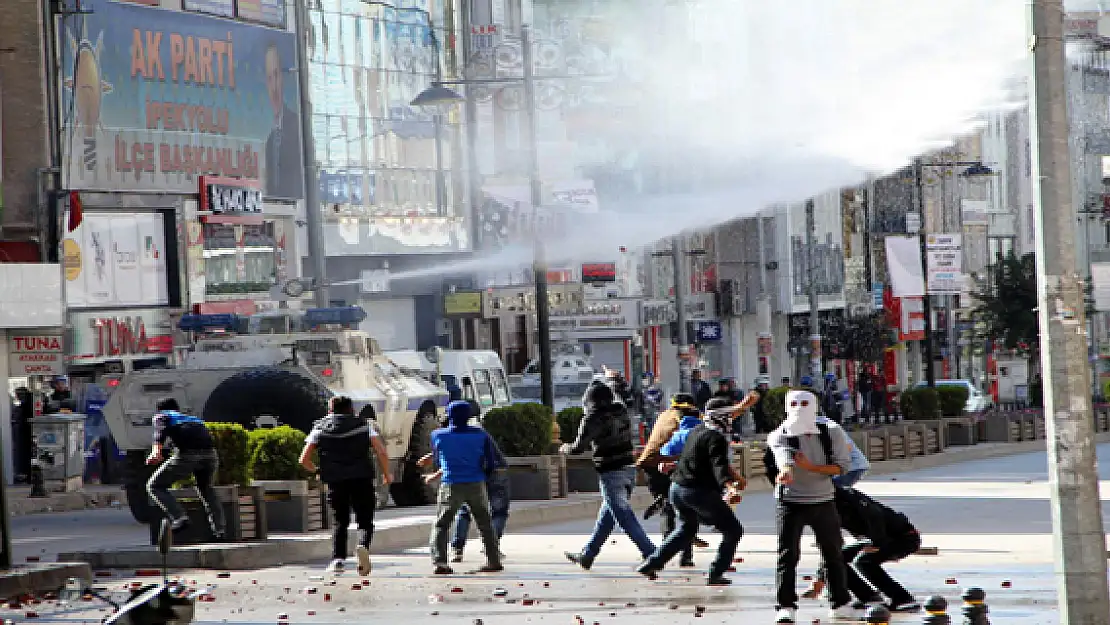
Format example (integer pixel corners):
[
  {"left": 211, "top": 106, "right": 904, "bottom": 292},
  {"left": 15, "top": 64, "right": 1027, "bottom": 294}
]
[
  {"left": 145, "top": 398, "right": 225, "bottom": 539},
  {"left": 427, "top": 400, "right": 503, "bottom": 575}
]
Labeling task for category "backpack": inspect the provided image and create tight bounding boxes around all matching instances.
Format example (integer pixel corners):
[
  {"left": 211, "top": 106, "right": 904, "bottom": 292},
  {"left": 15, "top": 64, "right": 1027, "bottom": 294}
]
[{"left": 763, "top": 422, "right": 833, "bottom": 484}]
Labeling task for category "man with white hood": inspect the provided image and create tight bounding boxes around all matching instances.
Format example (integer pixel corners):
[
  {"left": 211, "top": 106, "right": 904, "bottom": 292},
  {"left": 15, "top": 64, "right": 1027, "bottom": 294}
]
[{"left": 767, "top": 389, "right": 855, "bottom": 623}]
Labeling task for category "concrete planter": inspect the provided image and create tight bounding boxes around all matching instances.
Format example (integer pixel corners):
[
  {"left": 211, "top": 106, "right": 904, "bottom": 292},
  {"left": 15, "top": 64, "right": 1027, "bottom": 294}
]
[
  {"left": 151, "top": 485, "right": 267, "bottom": 545},
  {"left": 883, "top": 425, "right": 908, "bottom": 460},
  {"left": 862, "top": 429, "right": 888, "bottom": 462},
  {"left": 915, "top": 421, "right": 946, "bottom": 453},
  {"left": 252, "top": 480, "right": 328, "bottom": 533},
  {"left": 506, "top": 455, "right": 568, "bottom": 501},
  {"left": 1019, "top": 413, "right": 1036, "bottom": 441},
  {"left": 941, "top": 417, "right": 978, "bottom": 446},
  {"left": 565, "top": 455, "right": 599, "bottom": 493},
  {"left": 1095, "top": 408, "right": 1110, "bottom": 433},
  {"left": 1035, "top": 414, "right": 1047, "bottom": 439},
  {"left": 903, "top": 423, "right": 927, "bottom": 457},
  {"left": 982, "top": 413, "right": 1022, "bottom": 443}
]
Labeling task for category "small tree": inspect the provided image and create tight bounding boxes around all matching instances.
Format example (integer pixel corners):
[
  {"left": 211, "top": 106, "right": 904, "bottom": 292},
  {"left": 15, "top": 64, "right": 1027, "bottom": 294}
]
[
  {"left": 482, "top": 403, "right": 554, "bottom": 456},
  {"left": 556, "top": 407, "right": 585, "bottom": 444},
  {"left": 205, "top": 422, "right": 251, "bottom": 486},
  {"left": 248, "top": 426, "right": 313, "bottom": 481}
]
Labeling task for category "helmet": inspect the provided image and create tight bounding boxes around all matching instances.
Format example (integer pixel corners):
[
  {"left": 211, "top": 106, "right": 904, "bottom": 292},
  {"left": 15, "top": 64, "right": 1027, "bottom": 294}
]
[{"left": 800, "top": 375, "right": 814, "bottom": 387}]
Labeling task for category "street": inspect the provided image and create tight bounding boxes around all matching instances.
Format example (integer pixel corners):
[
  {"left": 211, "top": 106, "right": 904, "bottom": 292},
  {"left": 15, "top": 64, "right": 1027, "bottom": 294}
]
[{"left": 11, "top": 446, "right": 1109, "bottom": 624}]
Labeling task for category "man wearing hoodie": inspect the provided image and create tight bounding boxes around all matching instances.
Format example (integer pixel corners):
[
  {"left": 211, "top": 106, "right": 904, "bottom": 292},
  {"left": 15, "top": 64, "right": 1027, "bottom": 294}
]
[
  {"left": 561, "top": 381, "right": 656, "bottom": 568},
  {"left": 427, "top": 401, "right": 504, "bottom": 575},
  {"left": 636, "top": 398, "right": 747, "bottom": 586},
  {"left": 299, "top": 396, "right": 392, "bottom": 575},
  {"left": 768, "top": 390, "right": 855, "bottom": 623}
]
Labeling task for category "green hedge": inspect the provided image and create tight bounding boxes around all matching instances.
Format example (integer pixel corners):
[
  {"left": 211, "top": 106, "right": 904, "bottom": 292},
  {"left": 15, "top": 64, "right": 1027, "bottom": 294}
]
[
  {"left": 483, "top": 403, "right": 554, "bottom": 456},
  {"left": 556, "top": 407, "right": 584, "bottom": 444},
  {"left": 900, "top": 387, "right": 940, "bottom": 420},
  {"left": 248, "top": 426, "right": 312, "bottom": 481},
  {"left": 207, "top": 422, "right": 251, "bottom": 486},
  {"left": 936, "top": 385, "right": 970, "bottom": 416}
]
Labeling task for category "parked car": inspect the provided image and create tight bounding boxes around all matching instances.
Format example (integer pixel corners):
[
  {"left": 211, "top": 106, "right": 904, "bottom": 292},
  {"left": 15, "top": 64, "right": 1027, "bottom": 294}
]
[{"left": 914, "top": 379, "right": 992, "bottom": 414}]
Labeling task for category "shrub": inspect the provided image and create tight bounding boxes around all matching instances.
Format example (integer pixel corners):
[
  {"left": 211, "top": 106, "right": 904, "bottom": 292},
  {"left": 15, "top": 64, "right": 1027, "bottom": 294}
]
[
  {"left": 248, "top": 426, "right": 312, "bottom": 481},
  {"left": 900, "top": 387, "right": 940, "bottom": 420},
  {"left": 206, "top": 422, "right": 251, "bottom": 486},
  {"left": 483, "top": 403, "right": 554, "bottom": 456},
  {"left": 936, "top": 385, "right": 970, "bottom": 416},
  {"left": 556, "top": 407, "right": 585, "bottom": 444},
  {"left": 763, "top": 387, "right": 790, "bottom": 430}
]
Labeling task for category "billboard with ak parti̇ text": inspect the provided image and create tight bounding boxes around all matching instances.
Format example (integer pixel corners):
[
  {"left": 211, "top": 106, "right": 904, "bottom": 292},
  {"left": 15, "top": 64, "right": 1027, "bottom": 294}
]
[{"left": 59, "top": 0, "right": 304, "bottom": 199}]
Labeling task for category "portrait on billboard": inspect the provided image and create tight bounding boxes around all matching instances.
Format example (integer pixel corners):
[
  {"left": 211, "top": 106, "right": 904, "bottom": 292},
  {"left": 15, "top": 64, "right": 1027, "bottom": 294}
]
[{"left": 59, "top": 0, "right": 305, "bottom": 199}]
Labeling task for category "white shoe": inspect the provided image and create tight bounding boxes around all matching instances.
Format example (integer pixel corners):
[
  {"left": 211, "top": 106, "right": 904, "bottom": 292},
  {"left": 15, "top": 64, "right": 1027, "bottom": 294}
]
[
  {"left": 326, "top": 558, "right": 345, "bottom": 573},
  {"left": 775, "top": 607, "right": 797, "bottom": 623},
  {"left": 829, "top": 604, "right": 856, "bottom": 619},
  {"left": 356, "top": 546, "right": 372, "bottom": 576}
]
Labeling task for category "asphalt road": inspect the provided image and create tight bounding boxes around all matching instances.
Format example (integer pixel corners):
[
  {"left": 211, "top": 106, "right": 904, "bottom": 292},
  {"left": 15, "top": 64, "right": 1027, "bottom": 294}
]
[{"left": 12, "top": 446, "right": 1110, "bottom": 624}]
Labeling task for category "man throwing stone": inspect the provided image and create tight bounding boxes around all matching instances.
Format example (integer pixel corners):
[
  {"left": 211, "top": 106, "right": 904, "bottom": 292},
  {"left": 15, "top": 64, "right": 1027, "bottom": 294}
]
[{"left": 146, "top": 398, "right": 225, "bottom": 540}]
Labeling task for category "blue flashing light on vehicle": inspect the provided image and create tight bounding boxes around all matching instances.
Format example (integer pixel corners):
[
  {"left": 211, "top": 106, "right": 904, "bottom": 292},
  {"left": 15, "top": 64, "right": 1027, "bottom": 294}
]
[
  {"left": 303, "top": 306, "right": 368, "bottom": 327},
  {"left": 177, "top": 314, "right": 241, "bottom": 333}
]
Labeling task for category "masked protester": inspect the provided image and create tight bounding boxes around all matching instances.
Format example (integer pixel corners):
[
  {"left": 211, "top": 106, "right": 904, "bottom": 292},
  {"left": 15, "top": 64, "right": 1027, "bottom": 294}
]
[
  {"left": 636, "top": 397, "right": 747, "bottom": 586},
  {"left": 561, "top": 381, "right": 655, "bottom": 569},
  {"left": 767, "top": 390, "right": 856, "bottom": 624}
]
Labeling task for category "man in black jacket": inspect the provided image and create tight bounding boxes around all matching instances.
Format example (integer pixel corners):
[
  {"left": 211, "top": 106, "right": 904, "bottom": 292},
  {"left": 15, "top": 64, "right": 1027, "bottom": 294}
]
[
  {"left": 561, "top": 381, "right": 656, "bottom": 569},
  {"left": 299, "top": 396, "right": 393, "bottom": 576},
  {"left": 820, "top": 486, "right": 921, "bottom": 612},
  {"left": 145, "top": 398, "right": 225, "bottom": 539},
  {"left": 635, "top": 401, "right": 746, "bottom": 586}
]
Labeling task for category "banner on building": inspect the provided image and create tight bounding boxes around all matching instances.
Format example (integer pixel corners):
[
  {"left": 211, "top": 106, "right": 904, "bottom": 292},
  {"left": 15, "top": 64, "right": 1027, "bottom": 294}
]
[
  {"left": 64, "top": 212, "right": 169, "bottom": 308},
  {"left": 59, "top": 0, "right": 304, "bottom": 199},
  {"left": 926, "top": 234, "right": 963, "bottom": 295},
  {"left": 884, "top": 236, "right": 924, "bottom": 298}
]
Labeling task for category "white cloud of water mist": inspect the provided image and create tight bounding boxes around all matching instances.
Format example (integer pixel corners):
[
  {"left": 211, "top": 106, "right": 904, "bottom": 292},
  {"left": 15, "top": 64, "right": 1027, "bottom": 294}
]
[{"left": 394, "top": 1, "right": 1031, "bottom": 282}]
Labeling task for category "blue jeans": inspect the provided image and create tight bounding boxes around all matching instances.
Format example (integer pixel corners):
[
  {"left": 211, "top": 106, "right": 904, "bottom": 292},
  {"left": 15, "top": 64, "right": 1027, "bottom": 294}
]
[
  {"left": 834, "top": 469, "right": 867, "bottom": 489},
  {"left": 581, "top": 466, "right": 656, "bottom": 560},
  {"left": 451, "top": 473, "right": 510, "bottom": 551},
  {"left": 643, "top": 483, "right": 743, "bottom": 578}
]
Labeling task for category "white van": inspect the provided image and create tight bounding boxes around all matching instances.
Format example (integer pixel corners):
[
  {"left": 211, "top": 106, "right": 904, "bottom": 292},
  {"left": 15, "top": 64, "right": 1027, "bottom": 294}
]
[{"left": 387, "top": 349, "right": 514, "bottom": 413}]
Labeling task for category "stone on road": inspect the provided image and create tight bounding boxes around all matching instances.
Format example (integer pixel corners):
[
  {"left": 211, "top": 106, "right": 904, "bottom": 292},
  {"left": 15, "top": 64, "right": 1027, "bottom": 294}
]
[{"left": 9, "top": 446, "right": 1106, "bottom": 623}]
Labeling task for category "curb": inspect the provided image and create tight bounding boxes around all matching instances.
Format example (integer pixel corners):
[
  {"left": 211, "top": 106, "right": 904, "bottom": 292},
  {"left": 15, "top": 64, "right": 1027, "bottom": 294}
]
[
  {"left": 58, "top": 434, "right": 1102, "bottom": 570},
  {"left": 0, "top": 563, "right": 91, "bottom": 599},
  {"left": 9, "top": 491, "right": 125, "bottom": 518}
]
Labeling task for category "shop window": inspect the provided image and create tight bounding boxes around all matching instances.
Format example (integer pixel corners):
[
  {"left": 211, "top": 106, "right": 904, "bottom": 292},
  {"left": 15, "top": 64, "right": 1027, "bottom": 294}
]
[{"left": 203, "top": 222, "right": 278, "bottom": 294}]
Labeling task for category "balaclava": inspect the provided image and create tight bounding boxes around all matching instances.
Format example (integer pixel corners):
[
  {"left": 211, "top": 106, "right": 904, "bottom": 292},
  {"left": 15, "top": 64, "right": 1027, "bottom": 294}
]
[{"left": 782, "top": 390, "right": 820, "bottom": 435}]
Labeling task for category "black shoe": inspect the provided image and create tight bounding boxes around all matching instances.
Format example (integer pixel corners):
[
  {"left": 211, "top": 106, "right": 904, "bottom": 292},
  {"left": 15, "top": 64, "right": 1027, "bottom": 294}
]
[
  {"left": 643, "top": 496, "right": 666, "bottom": 520},
  {"left": 433, "top": 565, "right": 454, "bottom": 575},
  {"left": 450, "top": 549, "right": 464, "bottom": 563},
  {"left": 170, "top": 517, "right": 190, "bottom": 532},
  {"left": 852, "top": 598, "right": 883, "bottom": 610},
  {"left": 635, "top": 561, "right": 660, "bottom": 580},
  {"left": 565, "top": 551, "right": 593, "bottom": 571},
  {"left": 706, "top": 576, "right": 732, "bottom": 586},
  {"left": 679, "top": 558, "right": 696, "bottom": 568},
  {"left": 888, "top": 601, "right": 921, "bottom": 612},
  {"left": 479, "top": 563, "right": 504, "bottom": 573}
]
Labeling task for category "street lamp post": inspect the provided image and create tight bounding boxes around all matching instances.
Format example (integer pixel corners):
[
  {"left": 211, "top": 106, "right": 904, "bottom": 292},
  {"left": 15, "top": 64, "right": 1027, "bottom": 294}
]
[
  {"left": 294, "top": 0, "right": 329, "bottom": 307},
  {"left": 913, "top": 158, "right": 994, "bottom": 388},
  {"left": 411, "top": 24, "right": 555, "bottom": 411}
]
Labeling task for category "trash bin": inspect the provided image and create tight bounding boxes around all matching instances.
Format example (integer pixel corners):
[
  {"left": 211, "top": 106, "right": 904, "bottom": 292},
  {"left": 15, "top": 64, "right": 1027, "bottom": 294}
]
[{"left": 32, "top": 413, "right": 87, "bottom": 492}]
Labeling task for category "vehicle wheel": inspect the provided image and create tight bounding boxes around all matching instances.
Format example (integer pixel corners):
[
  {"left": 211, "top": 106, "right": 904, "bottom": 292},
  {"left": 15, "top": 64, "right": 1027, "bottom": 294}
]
[
  {"left": 390, "top": 402, "right": 439, "bottom": 507},
  {"left": 202, "top": 368, "right": 330, "bottom": 433},
  {"left": 124, "top": 450, "right": 158, "bottom": 524}
]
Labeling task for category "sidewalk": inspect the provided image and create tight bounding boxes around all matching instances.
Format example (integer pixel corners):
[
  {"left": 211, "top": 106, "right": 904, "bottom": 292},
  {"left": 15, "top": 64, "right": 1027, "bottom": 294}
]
[{"left": 5, "top": 484, "right": 125, "bottom": 517}]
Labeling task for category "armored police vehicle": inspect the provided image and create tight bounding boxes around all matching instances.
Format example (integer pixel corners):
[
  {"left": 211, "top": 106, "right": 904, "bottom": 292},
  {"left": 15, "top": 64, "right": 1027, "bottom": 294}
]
[{"left": 102, "top": 306, "right": 449, "bottom": 522}]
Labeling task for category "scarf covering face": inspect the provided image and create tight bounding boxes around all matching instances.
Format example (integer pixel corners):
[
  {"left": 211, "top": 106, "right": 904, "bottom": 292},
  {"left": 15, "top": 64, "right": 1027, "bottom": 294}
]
[
  {"left": 704, "top": 407, "right": 734, "bottom": 432},
  {"left": 782, "top": 390, "right": 820, "bottom": 435}
]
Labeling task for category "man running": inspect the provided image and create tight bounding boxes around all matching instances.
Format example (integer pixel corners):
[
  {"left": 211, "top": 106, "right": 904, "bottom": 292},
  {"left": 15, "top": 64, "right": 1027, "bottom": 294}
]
[
  {"left": 299, "top": 396, "right": 392, "bottom": 575},
  {"left": 145, "top": 398, "right": 225, "bottom": 540}
]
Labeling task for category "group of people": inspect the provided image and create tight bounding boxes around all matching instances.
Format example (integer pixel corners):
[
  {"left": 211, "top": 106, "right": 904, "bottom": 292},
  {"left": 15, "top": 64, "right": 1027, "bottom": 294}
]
[{"left": 142, "top": 369, "right": 919, "bottom": 624}]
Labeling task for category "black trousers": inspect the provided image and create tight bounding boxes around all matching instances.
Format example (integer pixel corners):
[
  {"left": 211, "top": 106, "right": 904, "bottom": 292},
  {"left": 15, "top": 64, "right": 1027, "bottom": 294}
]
[
  {"left": 646, "top": 469, "right": 693, "bottom": 563},
  {"left": 327, "top": 478, "right": 377, "bottom": 560},
  {"left": 775, "top": 500, "right": 852, "bottom": 609},
  {"left": 843, "top": 532, "right": 920, "bottom": 605}
]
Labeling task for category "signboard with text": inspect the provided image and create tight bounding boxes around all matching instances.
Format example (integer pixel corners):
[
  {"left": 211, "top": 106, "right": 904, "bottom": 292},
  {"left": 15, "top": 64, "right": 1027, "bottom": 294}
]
[
  {"left": 69, "top": 308, "right": 174, "bottom": 363},
  {"left": 581, "top": 262, "right": 617, "bottom": 284},
  {"left": 926, "top": 234, "right": 963, "bottom": 295},
  {"left": 8, "top": 335, "right": 66, "bottom": 376},
  {"left": 236, "top": 0, "right": 286, "bottom": 28},
  {"left": 64, "top": 212, "right": 169, "bottom": 308},
  {"left": 59, "top": 0, "right": 304, "bottom": 199}
]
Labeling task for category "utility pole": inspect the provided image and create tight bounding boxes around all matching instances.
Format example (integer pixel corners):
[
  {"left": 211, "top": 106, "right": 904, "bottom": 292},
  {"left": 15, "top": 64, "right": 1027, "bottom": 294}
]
[
  {"left": 915, "top": 158, "right": 937, "bottom": 387},
  {"left": 673, "top": 236, "right": 691, "bottom": 393},
  {"left": 1030, "top": 1, "right": 1110, "bottom": 622},
  {"left": 805, "top": 199, "right": 822, "bottom": 379},
  {"left": 294, "top": 0, "right": 329, "bottom": 307},
  {"left": 521, "top": 24, "right": 554, "bottom": 412}
]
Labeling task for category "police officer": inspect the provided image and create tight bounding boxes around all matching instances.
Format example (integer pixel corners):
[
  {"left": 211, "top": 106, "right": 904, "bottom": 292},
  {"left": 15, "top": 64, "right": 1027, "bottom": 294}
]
[
  {"left": 145, "top": 398, "right": 226, "bottom": 540},
  {"left": 300, "top": 396, "right": 392, "bottom": 575}
]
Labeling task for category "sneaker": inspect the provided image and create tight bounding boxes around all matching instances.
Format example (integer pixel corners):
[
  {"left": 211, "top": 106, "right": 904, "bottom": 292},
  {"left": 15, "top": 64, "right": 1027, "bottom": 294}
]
[
  {"left": 635, "top": 561, "right": 660, "bottom": 580},
  {"left": 679, "top": 558, "right": 696, "bottom": 568},
  {"left": 705, "top": 576, "right": 731, "bottom": 586},
  {"left": 852, "top": 598, "right": 883, "bottom": 610},
  {"left": 325, "top": 559, "right": 345, "bottom": 574},
  {"left": 478, "top": 563, "right": 504, "bottom": 573},
  {"left": 775, "top": 607, "right": 797, "bottom": 623},
  {"left": 829, "top": 604, "right": 856, "bottom": 620},
  {"left": 170, "top": 517, "right": 190, "bottom": 531},
  {"left": 643, "top": 496, "right": 666, "bottom": 520},
  {"left": 888, "top": 601, "right": 922, "bottom": 613},
  {"left": 450, "top": 549, "right": 464, "bottom": 563},
  {"left": 355, "top": 546, "right": 372, "bottom": 576},
  {"left": 432, "top": 565, "right": 454, "bottom": 575},
  {"left": 564, "top": 551, "right": 593, "bottom": 571}
]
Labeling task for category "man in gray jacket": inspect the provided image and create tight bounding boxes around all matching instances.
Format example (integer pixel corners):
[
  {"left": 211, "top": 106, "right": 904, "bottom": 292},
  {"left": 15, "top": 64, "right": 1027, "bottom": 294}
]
[{"left": 768, "top": 389, "right": 855, "bottom": 624}]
